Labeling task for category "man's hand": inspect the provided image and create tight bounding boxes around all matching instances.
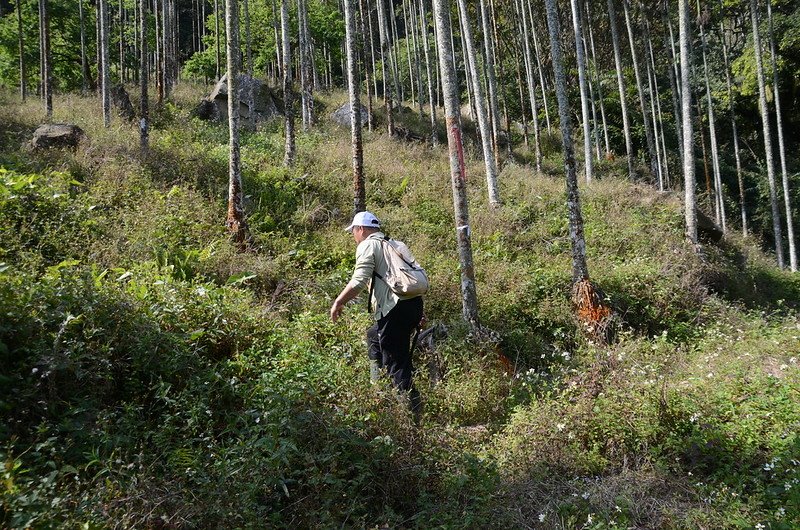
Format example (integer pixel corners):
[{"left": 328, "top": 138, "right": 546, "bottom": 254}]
[
  {"left": 330, "top": 285, "right": 361, "bottom": 323},
  {"left": 330, "top": 300, "right": 344, "bottom": 322}
]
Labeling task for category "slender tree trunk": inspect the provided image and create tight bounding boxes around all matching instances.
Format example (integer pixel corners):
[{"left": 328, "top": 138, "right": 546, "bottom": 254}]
[
  {"left": 100, "top": 0, "right": 111, "bottom": 126},
  {"left": 513, "top": 42, "right": 530, "bottom": 148},
  {"left": 79, "top": 0, "right": 88, "bottom": 94},
  {"left": 608, "top": 0, "right": 635, "bottom": 179},
  {"left": 544, "top": 0, "right": 589, "bottom": 284},
  {"left": 646, "top": 27, "right": 669, "bottom": 190},
  {"left": 38, "top": 0, "right": 43, "bottom": 98},
  {"left": 645, "top": 45, "right": 664, "bottom": 190},
  {"left": 140, "top": 0, "right": 149, "bottom": 154},
  {"left": 480, "top": 0, "right": 501, "bottom": 163},
  {"left": 751, "top": 0, "right": 784, "bottom": 267},
  {"left": 359, "top": 0, "right": 375, "bottom": 131},
  {"left": 281, "top": 0, "right": 296, "bottom": 166},
  {"left": 517, "top": 0, "right": 541, "bottom": 171},
  {"left": 697, "top": 97, "right": 712, "bottom": 200},
  {"left": 409, "top": 0, "right": 424, "bottom": 117},
  {"left": 119, "top": 0, "right": 124, "bottom": 83},
  {"left": 622, "top": 0, "right": 658, "bottom": 179},
  {"left": 376, "top": 0, "right": 394, "bottom": 135},
  {"left": 586, "top": 1, "right": 610, "bottom": 156},
  {"left": 243, "top": 0, "right": 252, "bottom": 74},
  {"left": 679, "top": 0, "right": 697, "bottom": 244},
  {"left": 664, "top": 2, "right": 684, "bottom": 162},
  {"left": 608, "top": 0, "right": 634, "bottom": 178},
  {"left": 298, "top": 0, "right": 313, "bottom": 130},
  {"left": 720, "top": 12, "right": 747, "bottom": 236},
  {"left": 389, "top": 0, "right": 401, "bottom": 102},
  {"left": 271, "top": 0, "right": 282, "bottom": 81},
  {"left": 344, "top": 0, "right": 366, "bottom": 213},
  {"left": 586, "top": 56, "right": 601, "bottom": 161},
  {"left": 225, "top": 0, "right": 249, "bottom": 246},
  {"left": 546, "top": 0, "right": 611, "bottom": 342},
  {"left": 699, "top": 14, "right": 725, "bottom": 232},
  {"left": 432, "top": 3, "right": 441, "bottom": 109},
  {"left": 155, "top": 0, "right": 163, "bottom": 103},
  {"left": 766, "top": 0, "right": 796, "bottom": 270},
  {"left": 134, "top": 0, "right": 139, "bottom": 82},
  {"left": 402, "top": 0, "right": 415, "bottom": 108},
  {"left": 419, "top": 0, "right": 437, "bottom": 144},
  {"left": 456, "top": 0, "right": 500, "bottom": 207},
  {"left": 457, "top": 13, "right": 476, "bottom": 124},
  {"left": 215, "top": 0, "right": 221, "bottom": 79},
  {"left": 528, "top": 2, "right": 551, "bottom": 135},
  {"left": 432, "top": 0, "right": 480, "bottom": 328},
  {"left": 366, "top": 0, "right": 378, "bottom": 100},
  {"left": 17, "top": 0, "right": 26, "bottom": 101},
  {"left": 39, "top": 0, "right": 52, "bottom": 119},
  {"left": 570, "top": 0, "right": 593, "bottom": 182}
]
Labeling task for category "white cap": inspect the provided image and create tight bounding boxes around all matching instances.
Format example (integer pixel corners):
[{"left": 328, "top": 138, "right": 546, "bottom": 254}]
[{"left": 345, "top": 211, "right": 381, "bottom": 232}]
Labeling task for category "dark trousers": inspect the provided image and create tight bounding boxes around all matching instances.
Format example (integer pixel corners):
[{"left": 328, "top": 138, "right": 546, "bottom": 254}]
[{"left": 366, "top": 297, "right": 423, "bottom": 393}]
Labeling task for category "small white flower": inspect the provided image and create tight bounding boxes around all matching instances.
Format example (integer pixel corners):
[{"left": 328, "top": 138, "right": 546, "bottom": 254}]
[
  {"left": 587, "top": 513, "right": 593, "bottom": 524},
  {"left": 785, "top": 482, "right": 792, "bottom": 491},
  {"left": 582, "top": 492, "right": 590, "bottom": 500},
  {"left": 776, "top": 507, "right": 786, "bottom": 517},
  {"left": 755, "top": 523, "right": 765, "bottom": 530},
  {"left": 707, "top": 372, "right": 714, "bottom": 378},
  {"left": 557, "top": 423, "right": 566, "bottom": 432},
  {"left": 31, "top": 367, "right": 39, "bottom": 374},
  {"left": 538, "top": 513, "right": 546, "bottom": 522}
]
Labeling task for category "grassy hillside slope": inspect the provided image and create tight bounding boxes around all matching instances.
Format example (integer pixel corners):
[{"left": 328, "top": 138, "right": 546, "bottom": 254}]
[{"left": 1, "top": 86, "right": 799, "bottom": 529}]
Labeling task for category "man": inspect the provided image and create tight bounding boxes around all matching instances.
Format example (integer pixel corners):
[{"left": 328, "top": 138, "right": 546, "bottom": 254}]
[{"left": 330, "top": 211, "right": 424, "bottom": 418}]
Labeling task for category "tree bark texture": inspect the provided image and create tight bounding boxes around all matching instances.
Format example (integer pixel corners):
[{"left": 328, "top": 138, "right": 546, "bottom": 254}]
[
  {"left": 570, "top": 0, "right": 593, "bottom": 183},
  {"left": 479, "top": 0, "right": 501, "bottom": 163},
  {"left": 100, "top": 0, "right": 111, "bottom": 126},
  {"left": 225, "top": 0, "right": 249, "bottom": 246},
  {"left": 766, "top": 0, "right": 796, "bottom": 271},
  {"left": 456, "top": 0, "right": 500, "bottom": 207},
  {"left": 39, "top": 0, "right": 52, "bottom": 119},
  {"left": 344, "top": 0, "right": 366, "bottom": 214},
  {"left": 720, "top": 14, "right": 747, "bottom": 237},
  {"left": 281, "top": 0, "right": 296, "bottom": 166},
  {"left": 608, "top": 0, "right": 634, "bottom": 178},
  {"left": 750, "top": 0, "right": 784, "bottom": 267},
  {"left": 679, "top": 0, "right": 697, "bottom": 244},
  {"left": 432, "top": 0, "right": 480, "bottom": 328},
  {"left": 140, "top": 0, "right": 149, "bottom": 153},
  {"left": 17, "top": 0, "right": 26, "bottom": 101},
  {"left": 376, "top": 0, "right": 394, "bottom": 135},
  {"left": 544, "top": 0, "right": 590, "bottom": 284}
]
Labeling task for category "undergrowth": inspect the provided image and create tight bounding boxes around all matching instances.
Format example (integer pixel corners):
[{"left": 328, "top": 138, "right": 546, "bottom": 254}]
[{"left": 1, "top": 86, "right": 798, "bottom": 529}]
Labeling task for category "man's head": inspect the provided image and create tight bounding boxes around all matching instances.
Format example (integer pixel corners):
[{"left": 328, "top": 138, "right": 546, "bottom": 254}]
[{"left": 345, "top": 211, "right": 381, "bottom": 243}]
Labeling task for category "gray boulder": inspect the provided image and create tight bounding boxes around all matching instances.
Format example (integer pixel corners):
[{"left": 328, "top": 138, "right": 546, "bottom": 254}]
[
  {"left": 330, "top": 102, "right": 368, "bottom": 128},
  {"left": 200, "top": 74, "right": 281, "bottom": 127},
  {"left": 31, "top": 123, "right": 85, "bottom": 150}
]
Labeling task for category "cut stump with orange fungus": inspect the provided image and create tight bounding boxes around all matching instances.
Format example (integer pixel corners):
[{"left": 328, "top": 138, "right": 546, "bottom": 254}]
[{"left": 572, "top": 278, "right": 614, "bottom": 344}]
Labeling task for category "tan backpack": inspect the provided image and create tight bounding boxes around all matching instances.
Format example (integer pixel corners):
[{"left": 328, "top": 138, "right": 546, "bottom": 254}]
[{"left": 375, "top": 237, "right": 429, "bottom": 298}]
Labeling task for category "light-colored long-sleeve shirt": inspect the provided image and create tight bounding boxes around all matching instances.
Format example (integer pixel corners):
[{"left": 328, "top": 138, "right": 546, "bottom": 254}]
[{"left": 347, "top": 232, "right": 418, "bottom": 320}]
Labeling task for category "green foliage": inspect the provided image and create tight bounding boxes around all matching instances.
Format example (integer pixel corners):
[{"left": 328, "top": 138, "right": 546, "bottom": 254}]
[{"left": 2, "top": 87, "right": 799, "bottom": 529}]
